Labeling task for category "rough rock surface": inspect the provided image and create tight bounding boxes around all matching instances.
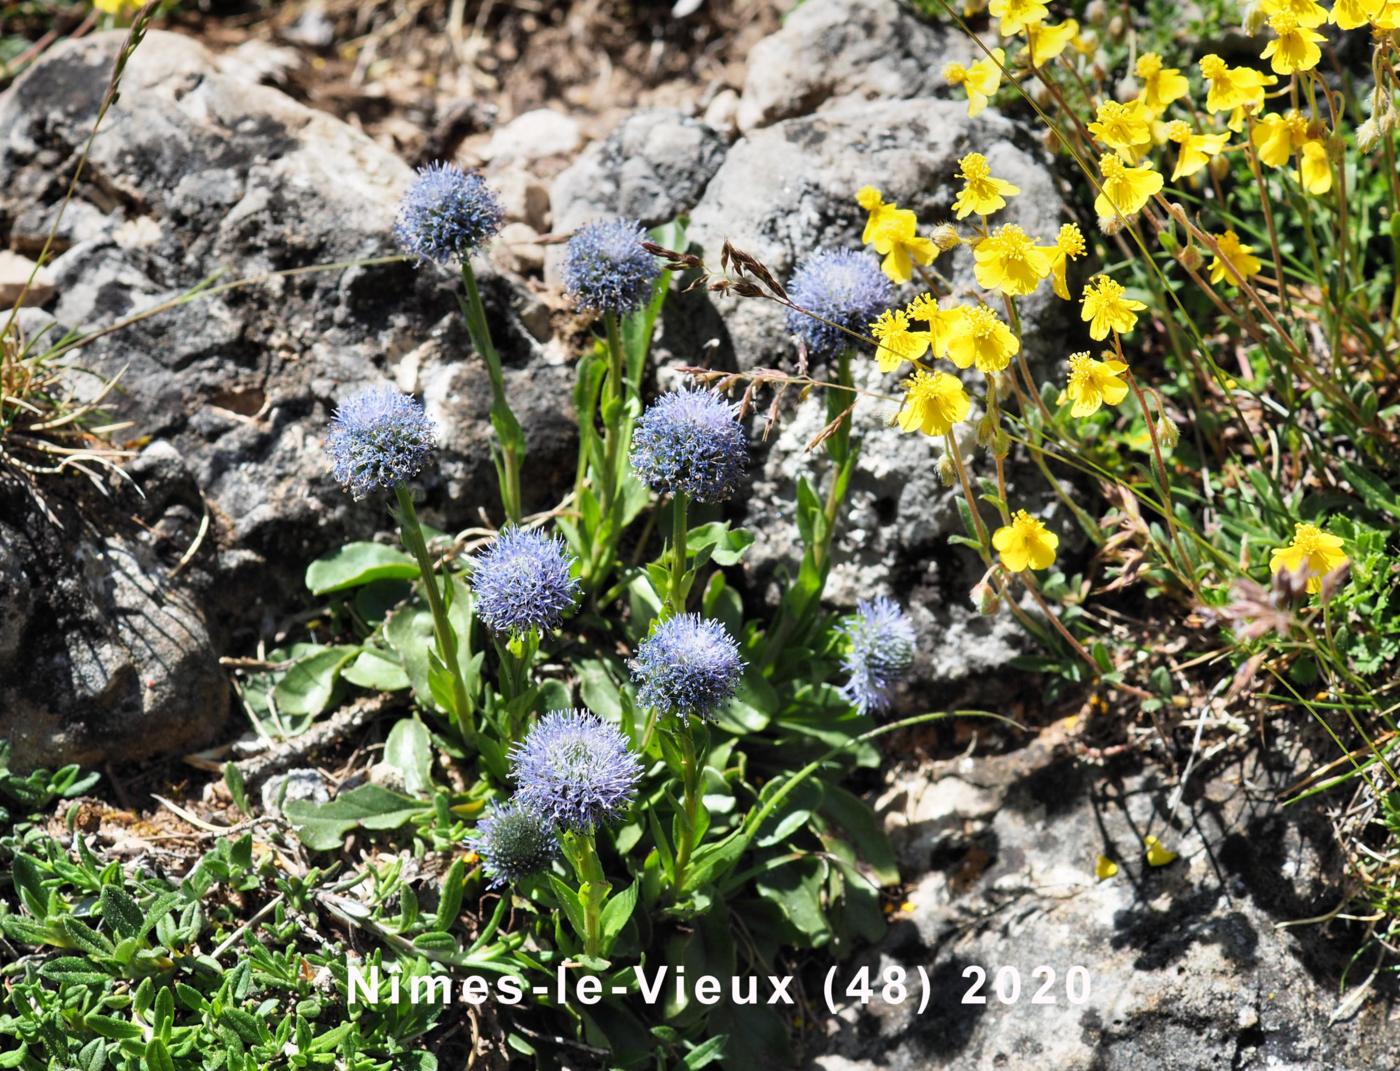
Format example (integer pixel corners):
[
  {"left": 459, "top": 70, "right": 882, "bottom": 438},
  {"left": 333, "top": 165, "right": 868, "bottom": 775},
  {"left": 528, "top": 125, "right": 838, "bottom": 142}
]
[
  {"left": 0, "top": 31, "right": 574, "bottom": 764},
  {"left": 736, "top": 0, "right": 976, "bottom": 132},
  {"left": 0, "top": 32, "right": 575, "bottom": 605},
  {"left": 813, "top": 723, "right": 1400, "bottom": 1070},
  {"left": 0, "top": 467, "right": 228, "bottom": 770}
]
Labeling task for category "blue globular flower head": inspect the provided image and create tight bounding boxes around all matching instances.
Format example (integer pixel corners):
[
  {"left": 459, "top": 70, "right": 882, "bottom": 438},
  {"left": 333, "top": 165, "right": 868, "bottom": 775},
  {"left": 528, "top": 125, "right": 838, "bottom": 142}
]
[
  {"left": 631, "top": 613, "right": 744, "bottom": 721},
  {"left": 629, "top": 388, "right": 748, "bottom": 503},
  {"left": 394, "top": 162, "right": 503, "bottom": 265},
  {"left": 510, "top": 710, "right": 643, "bottom": 831},
  {"left": 785, "top": 250, "right": 894, "bottom": 362},
  {"left": 562, "top": 218, "right": 662, "bottom": 315},
  {"left": 837, "top": 596, "right": 916, "bottom": 715},
  {"left": 467, "top": 800, "right": 558, "bottom": 887},
  {"left": 470, "top": 526, "right": 581, "bottom": 636},
  {"left": 325, "top": 386, "right": 437, "bottom": 500}
]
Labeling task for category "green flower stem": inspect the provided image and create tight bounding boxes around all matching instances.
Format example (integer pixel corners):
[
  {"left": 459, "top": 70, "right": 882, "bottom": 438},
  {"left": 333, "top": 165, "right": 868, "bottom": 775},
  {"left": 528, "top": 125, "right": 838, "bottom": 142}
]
[
  {"left": 811, "top": 348, "right": 854, "bottom": 576},
  {"left": 562, "top": 830, "right": 610, "bottom": 959},
  {"left": 668, "top": 490, "right": 690, "bottom": 617},
  {"left": 604, "top": 311, "right": 627, "bottom": 409},
  {"left": 670, "top": 725, "right": 702, "bottom": 895},
  {"left": 394, "top": 485, "right": 475, "bottom": 747},
  {"left": 586, "top": 311, "right": 632, "bottom": 586},
  {"left": 460, "top": 260, "right": 524, "bottom": 524}
]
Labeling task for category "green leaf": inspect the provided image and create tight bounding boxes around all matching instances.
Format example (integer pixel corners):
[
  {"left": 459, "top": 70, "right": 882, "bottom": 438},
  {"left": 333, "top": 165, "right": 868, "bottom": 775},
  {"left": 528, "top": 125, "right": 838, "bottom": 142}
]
[
  {"left": 100, "top": 884, "right": 143, "bottom": 939},
  {"left": 305, "top": 542, "right": 418, "bottom": 594},
  {"left": 548, "top": 875, "right": 589, "bottom": 943},
  {"left": 273, "top": 646, "right": 359, "bottom": 719},
  {"left": 341, "top": 647, "right": 411, "bottom": 692},
  {"left": 577, "top": 659, "right": 623, "bottom": 721},
  {"left": 413, "top": 931, "right": 459, "bottom": 953},
  {"left": 387, "top": 607, "right": 438, "bottom": 711},
  {"left": 383, "top": 717, "right": 434, "bottom": 796},
  {"left": 219, "top": 1006, "right": 265, "bottom": 1045},
  {"left": 599, "top": 879, "right": 639, "bottom": 950},
  {"left": 687, "top": 522, "right": 755, "bottom": 567},
  {"left": 11, "top": 853, "right": 45, "bottom": 915},
  {"left": 2, "top": 915, "right": 65, "bottom": 948},
  {"left": 755, "top": 858, "right": 827, "bottom": 943},
  {"left": 61, "top": 916, "right": 116, "bottom": 958},
  {"left": 144, "top": 1038, "right": 175, "bottom": 1071},
  {"left": 684, "top": 1035, "right": 729, "bottom": 1069},
  {"left": 77, "top": 1038, "right": 106, "bottom": 1071},
  {"left": 84, "top": 1014, "right": 144, "bottom": 1041},
  {"left": 820, "top": 785, "right": 899, "bottom": 886},
  {"left": 39, "top": 956, "right": 113, "bottom": 985},
  {"left": 284, "top": 784, "right": 425, "bottom": 851},
  {"left": 434, "top": 858, "right": 466, "bottom": 932},
  {"left": 223, "top": 762, "right": 249, "bottom": 817}
]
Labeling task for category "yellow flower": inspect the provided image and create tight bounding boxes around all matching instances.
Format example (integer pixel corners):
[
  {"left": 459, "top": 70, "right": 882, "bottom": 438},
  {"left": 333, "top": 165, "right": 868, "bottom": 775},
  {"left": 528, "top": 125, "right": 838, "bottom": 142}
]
[
  {"left": 1065, "top": 351, "right": 1129, "bottom": 416},
  {"left": 1144, "top": 835, "right": 1178, "bottom": 867},
  {"left": 1261, "top": 0, "right": 1328, "bottom": 26},
  {"left": 992, "top": 510, "right": 1059, "bottom": 572},
  {"left": 907, "top": 293, "right": 967, "bottom": 359},
  {"left": 1088, "top": 100, "right": 1154, "bottom": 163},
  {"left": 1023, "top": 18, "right": 1078, "bottom": 66},
  {"left": 896, "top": 370, "right": 972, "bottom": 437},
  {"left": 869, "top": 309, "right": 931, "bottom": 373},
  {"left": 859, "top": 186, "right": 938, "bottom": 282},
  {"left": 1041, "top": 222, "right": 1086, "bottom": 300},
  {"left": 1331, "top": 0, "right": 1382, "bottom": 28},
  {"left": 1299, "top": 138, "right": 1332, "bottom": 195},
  {"left": 1094, "top": 854, "right": 1120, "bottom": 881},
  {"left": 857, "top": 186, "right": 901, "bottom": 245},
  {"left": 944, "top": 48, "right": 1006, "bottom": 118},
  {"left": 989, "top": 0, "right": 1048, "bottom": 35},
  {"left": 1373, "top": 0, "right": 1400, "bottom": 29},
  {"left": 1134, "top": 52, "right": 1189, "bottom": 116},
  {"left": 1261, "top": 14, "right": 1324, "bottom": 75},
  {"left": 1093, "top": 154, "right": 1164, "bottom": 220},
  {"left": 1250, "top": 111, "right": 1308, "bottom": 167},
  {"left": 974, "top": 224, "right": 1052, "bottom": 297},
  {"left": 1166, "top": 121, "right": 1230, "bottom": 180},
  {"left": 1081, "top": 275, "right": 1146, "bottom": 340},
  {"left": 94, "top": 0, "right": 141, "bottom": 13},
  {"left": 945, "top": 304, "right": 1019, "bottom": 374},
  {"left": 1270, "top": 522, "right": 1348, "bottom": 594},
  {"left": 1207, "top": 230, "right": 1263, "bottom": 286},
  {"left": 951, "top": 152, "right": 1021, "bottom": 220},
  {"left": 1199, "top": 54, "right": 1276, "bottom": 130}
]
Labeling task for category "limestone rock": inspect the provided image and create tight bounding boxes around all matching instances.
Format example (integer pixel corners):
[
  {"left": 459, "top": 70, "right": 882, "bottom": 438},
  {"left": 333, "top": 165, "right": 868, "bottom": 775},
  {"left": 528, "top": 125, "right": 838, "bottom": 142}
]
[{"left": 736, "top": 0, "right": 975, "bottom": 133}]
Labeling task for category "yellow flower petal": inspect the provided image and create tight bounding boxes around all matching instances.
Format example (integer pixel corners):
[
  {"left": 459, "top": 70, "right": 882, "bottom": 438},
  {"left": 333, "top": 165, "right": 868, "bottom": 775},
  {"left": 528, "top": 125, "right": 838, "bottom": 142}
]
[{"left": 1144, "top": 835, "right": 1178, "bottom": 867}]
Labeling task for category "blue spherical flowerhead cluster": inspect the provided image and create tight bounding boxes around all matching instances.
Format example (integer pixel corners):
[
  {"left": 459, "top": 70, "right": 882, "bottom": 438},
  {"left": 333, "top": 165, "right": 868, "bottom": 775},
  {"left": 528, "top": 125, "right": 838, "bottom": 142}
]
[
  {"left": 629, "top": 389, "right": 748, "bottom": 503},
  {"left": 837, "top": 597, "right": 916, "bottom": 715},
  {"left": 393, "top": 162, "right": 503, "bottom": 265},
  {"left": 325, "top": 386, "right": 437, "bottom": 500},
  {"left": 785, "top": 250, "right": 894, "bottom": 362},
  {"left": 562, "top": 218, "right": 661, "bottom": 315},
  {"left": 631, "top": 614, "right": 744, "bottom": 721},
  {"left": 470, "top": 526, "right": 581, "bottom": 636},
  {"left": 510, "top": 709, "right": 643, "bottom": 831},
  {"left": 467, "top": 800, "right": 558, "bottom": 887}
]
